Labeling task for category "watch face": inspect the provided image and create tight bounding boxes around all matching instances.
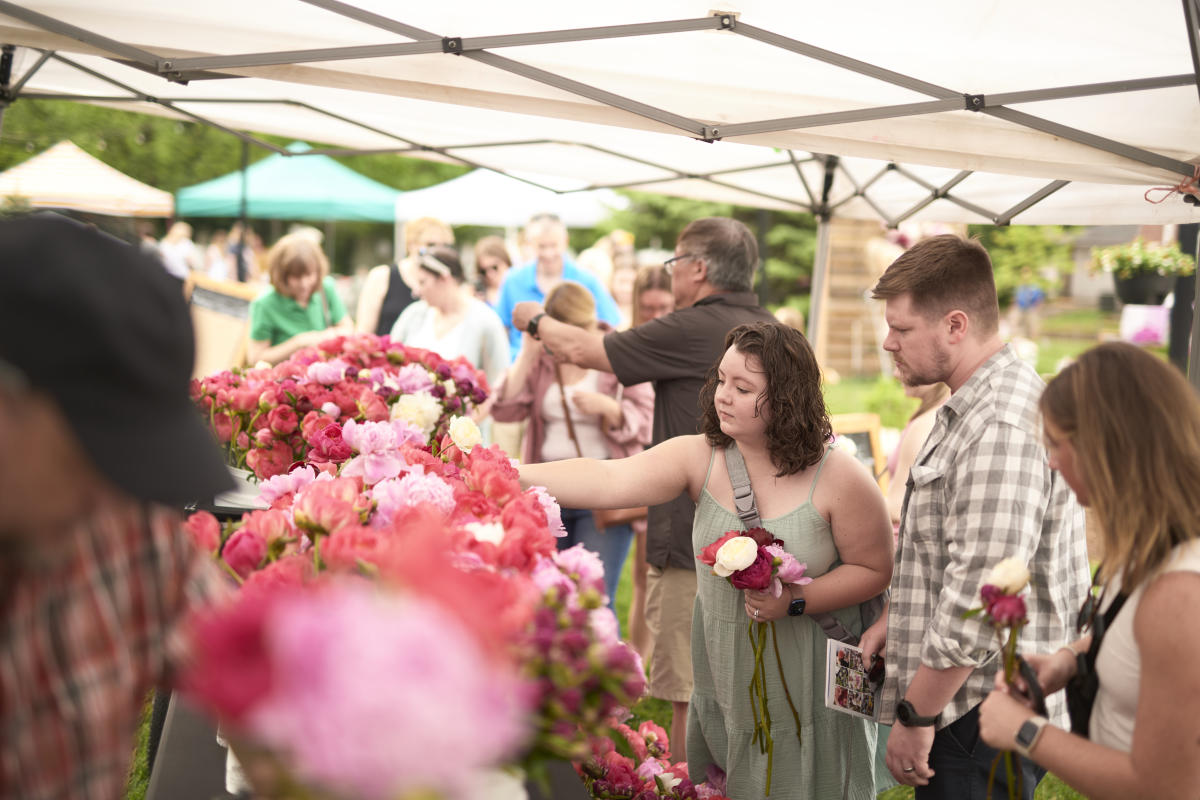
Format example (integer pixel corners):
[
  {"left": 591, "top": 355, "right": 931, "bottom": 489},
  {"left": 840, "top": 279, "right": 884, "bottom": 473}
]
[{"left": 787, "top": 596, "right": 806, "bottom": 616}]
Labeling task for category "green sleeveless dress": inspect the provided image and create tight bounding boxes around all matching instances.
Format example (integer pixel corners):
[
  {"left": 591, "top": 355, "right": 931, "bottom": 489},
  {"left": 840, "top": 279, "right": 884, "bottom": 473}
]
[{"left": 687, "top": 447, "right": 877, "bottom": 799}]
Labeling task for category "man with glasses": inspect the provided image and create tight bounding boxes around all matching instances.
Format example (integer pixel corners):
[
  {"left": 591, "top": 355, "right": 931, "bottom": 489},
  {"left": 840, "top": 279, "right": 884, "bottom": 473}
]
[
  {"left": 0, "top": 215, "right": 233, "bottom": 799},
  {"left": 512, "top": 216, "right": 775, "bottom": 755},
  {"left": 496, "top": 213, "right": 621, "bottom": 357}
]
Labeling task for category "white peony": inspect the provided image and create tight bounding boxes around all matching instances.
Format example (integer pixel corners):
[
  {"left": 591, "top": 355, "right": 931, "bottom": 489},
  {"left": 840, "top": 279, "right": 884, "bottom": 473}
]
[
  {"left": 986, "top": 557, "right": 1030, "bottom": 594},
  {"left": 448, "top": 415, "right": 482, "bottom": 453},
  {"left": 713, "top": 536, "right": 759, "bottom": 577},
  {"left": 465, "top": 521, "right": 505, "bottom": 545},
  {"left": 390, "top": 391, "right": 442, "bottom": 438}
]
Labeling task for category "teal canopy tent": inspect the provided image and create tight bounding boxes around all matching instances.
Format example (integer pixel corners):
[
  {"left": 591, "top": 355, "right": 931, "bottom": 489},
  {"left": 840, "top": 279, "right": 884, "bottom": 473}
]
[{"left": 175, "top": 142, "right": 400, "bottom": 222}]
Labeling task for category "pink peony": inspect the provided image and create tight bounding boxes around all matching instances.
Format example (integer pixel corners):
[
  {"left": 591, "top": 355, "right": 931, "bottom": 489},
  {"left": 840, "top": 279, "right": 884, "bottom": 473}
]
[
  {"left": 222, "top": 528, "right": 268, "bottom": 578},
  {"left": 292, "top": 477, "right": 367, "bottom": 536},
  {"left": 258, "top": 465, "right": 318, "bottom": 508},
  {"left": 394, "top": 362, "right": 435, "bottom": 394},
  {"left": 267, "top": 405, "right": 298, "bottom": 436},
  {"left": 183, "top": 511, "right": 221, "bottom": 554},
  {"left": 554, "top": 544, "right": 607, "bottom": 598},
  {"left": 307, "top": 422, "right": 352, "bottom": 463},
  {"left": 369, "top": 470, "right": 456, "bottom": 525},
  {"left": 245, "top": 440, "right": 294, "bottom": 481},
  {"left": 240, "top": 509, "right": 294, "bottom": 545},
  {"left": 305, "top": 358, "right": 350, "bottom": 386}
]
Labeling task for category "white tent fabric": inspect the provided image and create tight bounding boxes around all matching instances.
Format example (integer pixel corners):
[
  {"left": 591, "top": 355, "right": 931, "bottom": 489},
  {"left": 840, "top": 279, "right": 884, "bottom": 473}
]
[
  {"left": 0, "top": 0, "right": 1197, "bottom": 226},
  {"left": 392, "top": 169, "right": 628, "bottom": 228},
  {"left": 0, "top": 139, "right": 173, "bottom": 216}
]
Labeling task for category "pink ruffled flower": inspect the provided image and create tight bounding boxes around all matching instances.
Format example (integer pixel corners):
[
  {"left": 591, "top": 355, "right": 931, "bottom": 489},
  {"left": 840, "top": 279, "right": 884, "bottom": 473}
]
[
  {"left": 306, "top": 358, "right": 351, "bottom": 386},
  {"left": 987, "top": 593, "right": 1027, "bottom": 626},
  {"left": 242, "top": 583, "right": 531, "bottom": 800},
  {"left": 529, "top": 485, "right": 567, "bottom": 537},
  {"left": 292, "top": 477, "right": 367, "bottom": 536},
  {"left": 340, "top": 419, "right": 408, "bottom": 485},
  {"left": 554, "top": 544, "right": 606, "bottom": 598},
  {"left": 369, "top": 470, "right": 456, "bottom": 526},
  {"left": 764, "top": 543, "right": 813, "bottom": 598},
  {"left": 589, "top": 607, "right": 620, "bottom": 645},
  {"left": 394, "top": 362, "right": 435, "bottom": 395},
  {"left": 259, "top": 465, "right": 319, "bottom": 508}
]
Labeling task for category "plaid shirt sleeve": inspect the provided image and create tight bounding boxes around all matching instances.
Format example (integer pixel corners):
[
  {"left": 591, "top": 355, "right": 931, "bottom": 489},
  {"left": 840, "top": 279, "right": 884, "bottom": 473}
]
[{"left": 922, "top": 420, "right": 1052, "bottom": 668}]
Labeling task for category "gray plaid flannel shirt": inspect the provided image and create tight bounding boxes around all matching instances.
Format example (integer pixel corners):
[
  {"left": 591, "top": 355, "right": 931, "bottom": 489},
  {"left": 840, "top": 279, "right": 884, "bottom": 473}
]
[{"left": 879, "top": 345, "right": 1090, "bottom": 729}]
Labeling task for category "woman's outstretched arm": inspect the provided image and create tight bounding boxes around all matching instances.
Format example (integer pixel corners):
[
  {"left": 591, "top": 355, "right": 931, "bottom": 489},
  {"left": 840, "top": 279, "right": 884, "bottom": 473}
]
[{"left": 519, "top": 434, "right": 705, "bottom": 511}]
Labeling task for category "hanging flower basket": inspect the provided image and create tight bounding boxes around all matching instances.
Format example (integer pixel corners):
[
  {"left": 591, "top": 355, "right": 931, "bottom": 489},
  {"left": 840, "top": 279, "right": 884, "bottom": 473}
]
[{"left": 1092, "top": 239, "right": 1195, "bottom": 306}]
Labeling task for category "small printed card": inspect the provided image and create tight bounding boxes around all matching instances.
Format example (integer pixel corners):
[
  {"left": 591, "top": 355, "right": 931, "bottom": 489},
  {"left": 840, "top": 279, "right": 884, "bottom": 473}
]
[{"left": 824, "top": 639, "right": 880, "bottom": 721}]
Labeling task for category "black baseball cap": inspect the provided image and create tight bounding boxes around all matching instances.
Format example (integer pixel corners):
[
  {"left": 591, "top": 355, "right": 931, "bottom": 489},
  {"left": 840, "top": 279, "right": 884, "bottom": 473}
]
[{"left": 0, "top": 214, "right": 233, "bottom": 505}]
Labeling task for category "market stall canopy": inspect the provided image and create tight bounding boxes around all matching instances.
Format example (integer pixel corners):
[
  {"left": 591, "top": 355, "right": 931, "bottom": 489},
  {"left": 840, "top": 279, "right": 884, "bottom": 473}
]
[
  {"left": 175, "top": 141, "right": 400, "bottom": 221},
  {"left": 392, "top": 169, "right": 627, "bottom": 228},
  {"left": 0, "top": 1, "right": 1196, "bottom": 226},
  {"left": 0, "top": 139, "right": 173, "bottom": 216}
]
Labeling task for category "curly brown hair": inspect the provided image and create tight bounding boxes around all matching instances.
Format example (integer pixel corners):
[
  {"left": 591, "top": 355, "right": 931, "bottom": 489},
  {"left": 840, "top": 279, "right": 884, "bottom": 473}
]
[{"left": 699, "top": 321, "right": 830, "bottom": 476}]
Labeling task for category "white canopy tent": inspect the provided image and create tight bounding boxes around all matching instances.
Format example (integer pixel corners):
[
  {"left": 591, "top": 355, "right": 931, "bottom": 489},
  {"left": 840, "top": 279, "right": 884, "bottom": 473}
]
[
  {"left": 392, "top": 168, "right": 628, "bottom": 228},
  {"left": 0, "top": 139, "right": 173, "bottom": 216},
  {"left": 0, "top": 0, "right": 1197, "bottom": 362}
]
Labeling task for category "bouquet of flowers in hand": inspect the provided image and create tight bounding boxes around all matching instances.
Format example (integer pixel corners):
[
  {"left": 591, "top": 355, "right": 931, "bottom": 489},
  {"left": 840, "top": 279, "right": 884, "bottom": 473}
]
[
  {"left": 190, "top": 333, "right": 489, "bottom": 480},
  {"left": 180, "top": 415, "right": 647, "bottom": 797},
  {"left": 964, "top": 557, "right": 1031, "bottom": 800},
  {"left": 696, "top": 527, "right": 812, "bottom": 795},
  {"left": 576, "top": 717, "right": 731, "bottom": 799}
]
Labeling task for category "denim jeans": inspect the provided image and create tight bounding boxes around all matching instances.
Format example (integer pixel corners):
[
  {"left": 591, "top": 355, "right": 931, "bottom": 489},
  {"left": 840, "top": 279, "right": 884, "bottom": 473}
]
[
  {"left": 916, "top": 704, "right": 1045, "bottom": 800},
  {"left": 558, "top": 507, "right": 634, "bottom": 622}
]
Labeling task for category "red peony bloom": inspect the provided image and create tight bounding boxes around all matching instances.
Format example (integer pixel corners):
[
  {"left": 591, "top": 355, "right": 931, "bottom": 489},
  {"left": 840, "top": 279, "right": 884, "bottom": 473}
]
[
  {"left": 267, "top": 405, "right": 298, "bottom": 436},
  {"left": 222, "top": 528, "right": 268, "bottom": 579},
  {"left": 986, "top": 593, "right": 1027, "bottom": 626},
  {"left": 729, "top": 547, "right": 774, "bottom": 591},
  {"left": 697, "top": 531, "right": 741, "bottom": 568}
]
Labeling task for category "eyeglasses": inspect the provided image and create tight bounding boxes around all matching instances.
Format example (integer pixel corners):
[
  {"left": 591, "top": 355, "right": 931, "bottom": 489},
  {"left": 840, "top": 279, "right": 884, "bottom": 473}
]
[{"left": 662, "top": 253, "right": 697, "bottom": 274}]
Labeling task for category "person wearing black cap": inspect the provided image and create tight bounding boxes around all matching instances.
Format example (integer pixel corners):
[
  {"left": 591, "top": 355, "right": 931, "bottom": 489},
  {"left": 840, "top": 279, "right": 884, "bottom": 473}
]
[{"left": 0, "top": 214, "right": 234, "bottom": 799}]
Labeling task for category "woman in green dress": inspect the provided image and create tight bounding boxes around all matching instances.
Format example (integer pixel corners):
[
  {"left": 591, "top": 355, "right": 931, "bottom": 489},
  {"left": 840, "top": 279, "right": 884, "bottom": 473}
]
[{"left": 518, "top": 321, "right": 893, "bottom": 798}]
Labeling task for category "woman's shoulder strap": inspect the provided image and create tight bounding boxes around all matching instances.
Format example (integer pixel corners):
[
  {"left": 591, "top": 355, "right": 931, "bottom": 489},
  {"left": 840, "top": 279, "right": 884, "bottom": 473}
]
[{"left": 807, "top": 445, "right": 835, "bottom": 502}]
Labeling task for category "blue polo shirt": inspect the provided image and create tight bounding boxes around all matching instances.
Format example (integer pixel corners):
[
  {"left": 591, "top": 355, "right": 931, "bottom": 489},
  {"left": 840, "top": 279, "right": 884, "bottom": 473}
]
[{"left": 495, "top": 259, "right": 621, "bottom": 357}]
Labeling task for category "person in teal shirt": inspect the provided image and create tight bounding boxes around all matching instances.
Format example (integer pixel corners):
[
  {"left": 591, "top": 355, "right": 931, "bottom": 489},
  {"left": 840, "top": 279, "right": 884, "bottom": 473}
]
[{"left": 247, "top": 232, "right": 352, "bottom": 365}]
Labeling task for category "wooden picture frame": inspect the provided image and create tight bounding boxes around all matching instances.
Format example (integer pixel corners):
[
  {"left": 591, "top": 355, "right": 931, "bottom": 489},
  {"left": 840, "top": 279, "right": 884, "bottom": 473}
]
[
  {"left": 183, "top": 273, "right": 262, "bottom": 378},
  {"left": 831, "top": 412, "right": 888, "bottom": 493}
]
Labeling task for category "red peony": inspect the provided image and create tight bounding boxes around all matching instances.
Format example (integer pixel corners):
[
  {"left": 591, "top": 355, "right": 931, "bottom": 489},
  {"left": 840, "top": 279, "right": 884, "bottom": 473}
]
[
  {"left": 267, "top": 405, "right": 298, "bottom": 436},
  {"left": 986, "top": 593, "right": 1027, "bottom": 626},
  {"left": 307, "top": 422, "right": 352, "bottom": 463},
  {"left": 246, "top": 440, "right": 293, "bottom": 480},
  {"left": 697, "top": 531, "right": 741, "bottom": 568},
  {"left": 729, "top": 547, "right": 774, "bottom": 591}
]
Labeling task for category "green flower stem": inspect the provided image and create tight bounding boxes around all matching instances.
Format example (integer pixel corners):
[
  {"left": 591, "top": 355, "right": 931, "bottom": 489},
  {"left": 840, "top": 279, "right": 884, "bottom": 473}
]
[
  {"left": 218, "top": 558, "right": 244, "bottom": 586},
  {"left": 770, "top": 621, "right": 803, "bottom": 748}
]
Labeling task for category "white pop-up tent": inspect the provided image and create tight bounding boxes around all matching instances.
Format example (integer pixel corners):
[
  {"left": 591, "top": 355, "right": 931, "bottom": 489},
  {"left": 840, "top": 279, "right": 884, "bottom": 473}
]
[
  {"left": 0, "top": 0, "right": 1197, "bottom": 359},
  {"left": 392, "top": 168, "right": 627, "bottom": 229},
  {"left": 0, "top": 139, "right": 173, "bottom": 216}
]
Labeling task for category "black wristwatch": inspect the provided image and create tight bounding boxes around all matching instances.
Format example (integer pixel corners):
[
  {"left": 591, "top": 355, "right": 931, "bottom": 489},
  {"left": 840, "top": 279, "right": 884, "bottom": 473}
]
[
  {"left": 526, "top": 312, "right": 546, "bottom": 339},
  {"left": 895, "top": 699, "right": 941, "bottom": 727},
  {"left": 786, "top": 594, "right": 806, "bottom": 617}
]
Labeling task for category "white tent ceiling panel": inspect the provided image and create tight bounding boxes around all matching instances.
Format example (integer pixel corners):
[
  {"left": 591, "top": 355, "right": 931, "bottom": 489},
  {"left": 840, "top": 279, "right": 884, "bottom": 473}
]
[{"left": 0, "top": 0, "right": 1196, "bottom": 225}]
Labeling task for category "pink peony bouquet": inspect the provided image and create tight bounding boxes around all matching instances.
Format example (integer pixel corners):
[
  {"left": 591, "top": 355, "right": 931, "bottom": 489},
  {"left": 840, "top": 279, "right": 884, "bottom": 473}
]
[
  {"left": 696, "top": 527, "right": 812, "bottom": 796},
  {"left": 965, "top": 557, "right": 1032, "bottom": 800},
  {"left": 180, "top": 413, "right": 646, "bottom": 796},
  {"left": 190, "top": 333, "right": 490, "bottom": 480},
  {"left": 576, "top": 718, "right": 731, "bottom": 799}
]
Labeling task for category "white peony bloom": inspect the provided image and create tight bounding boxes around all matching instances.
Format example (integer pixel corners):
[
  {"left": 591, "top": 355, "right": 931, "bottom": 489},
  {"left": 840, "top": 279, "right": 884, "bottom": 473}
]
[
  {"left": 448, "top": 415, "right": 482, "bottom": 453},
  {"left": 986, "top": 557, "right": 1030, "bottom": 594},
  {"left": 390, "top": 391, "right": 443, "bottom": 438},
  {"left": 713, "top": 536, "right": 759, "bottom": 577}
]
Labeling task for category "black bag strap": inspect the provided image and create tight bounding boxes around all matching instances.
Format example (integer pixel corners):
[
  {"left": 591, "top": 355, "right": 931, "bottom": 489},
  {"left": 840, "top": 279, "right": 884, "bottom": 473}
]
[{"left": 723, "top": 444, "right": 884, "bottom": 645}]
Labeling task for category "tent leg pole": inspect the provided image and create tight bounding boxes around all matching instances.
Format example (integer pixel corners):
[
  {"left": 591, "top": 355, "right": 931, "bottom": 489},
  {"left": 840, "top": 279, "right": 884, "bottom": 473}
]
[
  {"left": 1187, "top": 229, "right": 1200, "bottom": 388},
  {"left": 806, "top": 214, "right": 832, "bottom": 355},
  {"left": 0, "top": 44, "right": 14, "bottom": 140}
]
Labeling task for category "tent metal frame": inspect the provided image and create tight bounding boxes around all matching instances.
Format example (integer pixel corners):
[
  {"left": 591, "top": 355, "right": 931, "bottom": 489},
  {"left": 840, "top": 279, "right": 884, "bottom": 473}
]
[{"left": 1, "top": 0, "right": 1198, "bottom": 373}]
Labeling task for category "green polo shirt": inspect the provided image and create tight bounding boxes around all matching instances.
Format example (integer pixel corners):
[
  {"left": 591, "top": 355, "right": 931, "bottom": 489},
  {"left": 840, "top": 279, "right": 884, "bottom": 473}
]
[{"left": 248, "top": 277, "right": 347, "bottom": 345}]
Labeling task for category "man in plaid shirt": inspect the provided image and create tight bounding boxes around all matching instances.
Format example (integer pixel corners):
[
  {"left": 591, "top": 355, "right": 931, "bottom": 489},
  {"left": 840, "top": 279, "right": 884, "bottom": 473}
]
[
  {"left": 859, "top": 235, "right": 1090, "bottom": 799},
  {"left": 0, "top": 215, "right": 233, "bottom": 799}
]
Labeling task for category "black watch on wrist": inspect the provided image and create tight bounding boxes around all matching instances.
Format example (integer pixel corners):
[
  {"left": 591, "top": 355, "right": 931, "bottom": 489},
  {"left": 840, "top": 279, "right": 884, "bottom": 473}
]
[
  {"left": 526, "top": 312, "right": 546, "bottom": 339},
  {"left": 786, "top": 594, "right": 806, "bottom": 617},
  {"left": 895, "top": 699, "right": 941, "bottom": 727}
]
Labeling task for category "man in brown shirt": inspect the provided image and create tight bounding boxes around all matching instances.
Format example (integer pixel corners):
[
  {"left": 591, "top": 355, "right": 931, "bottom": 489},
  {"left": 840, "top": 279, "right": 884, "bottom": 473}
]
[{"left": 512, "top": 216, "right": 775, "bottom": 753}]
